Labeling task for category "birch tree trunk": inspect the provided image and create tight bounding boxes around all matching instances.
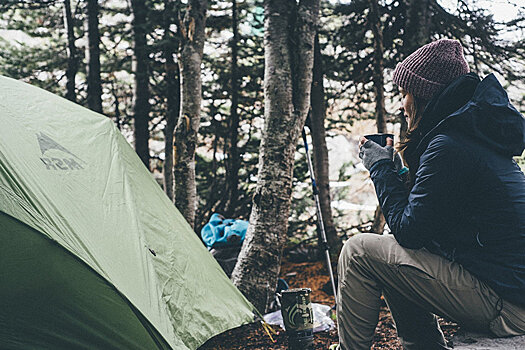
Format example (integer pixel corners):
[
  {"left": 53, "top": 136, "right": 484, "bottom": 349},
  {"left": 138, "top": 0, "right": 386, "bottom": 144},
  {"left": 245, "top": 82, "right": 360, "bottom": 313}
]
[
  {"left": 63, "top": 0, "right": 77, "bottom": 102},
  {"left": 369, "top": 0, "right": 387, "bottom": 233},
  {"left": 310, "top": 33, "right": 341, "bottom": 257},
  {"left": 231, "top": 0, "right": 320, "bottom": 313},
  {"left": 131, "top": 0, "right": 151, "bottom": 169},
  {"left": 162, "top": 0, "right": 180, "bottom": 201},
  {"left": 86, "top": 0, "right": 102, "bottom": 113},
  {"left": 174, "top": 0, "right": 208, "bottom": 229}
]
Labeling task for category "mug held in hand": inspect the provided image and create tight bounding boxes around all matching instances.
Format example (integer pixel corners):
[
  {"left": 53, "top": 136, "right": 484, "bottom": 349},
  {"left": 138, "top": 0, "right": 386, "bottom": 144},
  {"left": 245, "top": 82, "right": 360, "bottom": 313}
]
[
  {"left": 364, "top": 133, "right": 394, "bottom": 147},
  {"left": 359, "top": 135, "right": 394, "bottom": 170}
]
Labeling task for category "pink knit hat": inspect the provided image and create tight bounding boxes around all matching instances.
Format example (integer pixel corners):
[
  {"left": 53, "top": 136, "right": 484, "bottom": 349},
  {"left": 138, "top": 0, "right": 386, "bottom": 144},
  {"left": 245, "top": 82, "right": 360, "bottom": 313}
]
[{"left": 393, "top": 39, "right": 470, "bottom": 100}]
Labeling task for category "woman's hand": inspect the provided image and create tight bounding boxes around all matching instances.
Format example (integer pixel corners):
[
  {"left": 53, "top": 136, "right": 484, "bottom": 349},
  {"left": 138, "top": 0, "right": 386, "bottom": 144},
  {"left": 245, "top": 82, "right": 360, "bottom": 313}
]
[{"left": 358, "top": 137, "right": 394, "bottom": 170}]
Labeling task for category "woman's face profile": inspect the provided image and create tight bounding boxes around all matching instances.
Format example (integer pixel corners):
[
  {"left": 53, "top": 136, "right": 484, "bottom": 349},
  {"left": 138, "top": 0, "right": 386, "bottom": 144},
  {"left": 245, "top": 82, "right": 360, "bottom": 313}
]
[{"left": 399, "top": 88, "right": 415, "bottom": 127}]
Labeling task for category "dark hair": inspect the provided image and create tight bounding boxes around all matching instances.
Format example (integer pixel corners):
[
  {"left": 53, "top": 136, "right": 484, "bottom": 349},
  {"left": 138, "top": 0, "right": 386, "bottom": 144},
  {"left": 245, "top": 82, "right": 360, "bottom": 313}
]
[
  {"left": 397, "top": 96, "right": 429, "bottom": 152},
  {"left": 396, "top": 95, "right": 429, "bottom": 186}
]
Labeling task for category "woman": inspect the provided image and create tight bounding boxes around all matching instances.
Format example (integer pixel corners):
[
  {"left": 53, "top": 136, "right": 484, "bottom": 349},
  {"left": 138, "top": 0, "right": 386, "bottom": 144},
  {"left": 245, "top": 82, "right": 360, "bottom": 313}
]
[{"left": 337, "top": 39, "right": 525, "bottom": 349}]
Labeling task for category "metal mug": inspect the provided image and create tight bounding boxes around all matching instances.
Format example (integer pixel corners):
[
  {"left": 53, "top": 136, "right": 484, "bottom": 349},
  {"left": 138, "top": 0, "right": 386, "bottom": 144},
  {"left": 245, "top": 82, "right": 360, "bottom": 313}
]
[
  {"left": 278, "top": 288, "right": 315, "bottom": 350},
  {"left": 364, "top": 133, "right": 394, "bottom": 147}
]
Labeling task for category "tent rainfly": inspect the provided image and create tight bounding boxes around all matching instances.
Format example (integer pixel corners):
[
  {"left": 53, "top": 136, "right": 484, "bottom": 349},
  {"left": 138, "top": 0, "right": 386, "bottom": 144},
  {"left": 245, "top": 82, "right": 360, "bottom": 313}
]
[{"left": 0, "top": 75, "right": 256, "bottom": 349}]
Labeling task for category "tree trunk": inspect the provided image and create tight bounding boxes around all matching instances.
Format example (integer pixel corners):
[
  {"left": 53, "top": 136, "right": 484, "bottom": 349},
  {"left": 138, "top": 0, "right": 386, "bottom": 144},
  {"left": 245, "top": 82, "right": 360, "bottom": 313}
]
[
  {"left": 163, "top": 0, "right": 181, "bottom": 201},
  {"left": 369, "top": 0, "right": 386, "bottom": 133},
  {"left": 371, "top": 205, "right": 386, "bottom": 234},
  {"left": 63, "top": 0, "right": 77, "bottom": 102},
  {"left": 404, "top": 0, "right": 431, "bottom": 55},
  {"left": 225, "top": 0, "right": 240, "bottom": 217},
  {"left": 369, "top": 0, "right": 387, "bottom": 233},
  {"left": 310, "top": 33, "right": 341, "bottom": 257},
  {"left": 399, "top": 0, "right": 431, "bottom": 140},
  {"left": 174, "top": 0, "right": 208, "bottom": 229},
  {"left": 111, "top": 81, "right": 121, "bottom": 130},
  {"left": 86, "top": 0, "right": 102, "bottom": 113},
  {"left": 231, "top": 0, "right": 319, "bottom": 313},
  {"left": 131, "top": 0, "right": 151, "bottom": 169}
]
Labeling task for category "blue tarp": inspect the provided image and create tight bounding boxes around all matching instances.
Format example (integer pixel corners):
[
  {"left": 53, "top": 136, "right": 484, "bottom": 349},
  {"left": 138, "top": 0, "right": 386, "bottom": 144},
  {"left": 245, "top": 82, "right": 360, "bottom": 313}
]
[{"left": 201, "top": 213, "right": 248, "bottom": 248}]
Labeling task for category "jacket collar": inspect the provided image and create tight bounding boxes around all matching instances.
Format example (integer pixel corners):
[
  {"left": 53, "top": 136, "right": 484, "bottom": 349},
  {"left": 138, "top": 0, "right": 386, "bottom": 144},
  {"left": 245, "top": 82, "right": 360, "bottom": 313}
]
[{"left": 413, "top": 73, "right": 525, "bottom": 157}]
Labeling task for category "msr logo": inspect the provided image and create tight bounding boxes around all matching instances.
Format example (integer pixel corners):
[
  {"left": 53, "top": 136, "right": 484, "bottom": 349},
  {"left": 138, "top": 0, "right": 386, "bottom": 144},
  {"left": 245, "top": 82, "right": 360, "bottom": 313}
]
[{"left": 37, "top": 132, "right": 84, "bottom": 171}]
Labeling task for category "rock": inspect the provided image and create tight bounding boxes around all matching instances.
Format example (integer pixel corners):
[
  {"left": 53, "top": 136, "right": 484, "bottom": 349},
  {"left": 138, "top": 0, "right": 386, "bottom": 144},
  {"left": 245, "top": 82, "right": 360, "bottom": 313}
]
[{"left": 452, "top": 330, "right": 525, "bottom": 349}]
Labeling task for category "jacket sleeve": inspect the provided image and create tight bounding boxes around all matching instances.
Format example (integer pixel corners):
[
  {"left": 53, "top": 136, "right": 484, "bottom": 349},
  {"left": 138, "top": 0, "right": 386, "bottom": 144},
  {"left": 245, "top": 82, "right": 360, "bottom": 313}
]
[{"left": 369, "top": 134, "right": 465, "bottom": 249}]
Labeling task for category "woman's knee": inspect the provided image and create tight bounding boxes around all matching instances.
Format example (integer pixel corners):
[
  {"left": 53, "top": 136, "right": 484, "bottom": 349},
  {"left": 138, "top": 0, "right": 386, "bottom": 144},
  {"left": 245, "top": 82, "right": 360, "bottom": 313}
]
[
  {"left": 341, "top": 234, "right": 366, "bottom": 259},
  {"left": 340, "top": 233, "right": 376, "bottom": 265},
  {"left": 339, "top": 233, "right": 395, "bottom": 266}
]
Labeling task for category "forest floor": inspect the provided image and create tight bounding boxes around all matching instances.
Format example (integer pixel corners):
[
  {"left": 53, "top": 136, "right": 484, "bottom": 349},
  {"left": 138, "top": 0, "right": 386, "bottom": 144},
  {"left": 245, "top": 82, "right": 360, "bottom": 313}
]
[{"left": 199, "top": 258, "right": 460, "bottom": 349}]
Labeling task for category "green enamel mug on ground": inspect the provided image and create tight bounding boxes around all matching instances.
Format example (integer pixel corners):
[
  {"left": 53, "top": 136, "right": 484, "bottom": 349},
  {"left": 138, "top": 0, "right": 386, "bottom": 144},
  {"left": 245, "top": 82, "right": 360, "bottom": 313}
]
[{"left": 279, "top": 288, "right": 314, "bottom": 350}]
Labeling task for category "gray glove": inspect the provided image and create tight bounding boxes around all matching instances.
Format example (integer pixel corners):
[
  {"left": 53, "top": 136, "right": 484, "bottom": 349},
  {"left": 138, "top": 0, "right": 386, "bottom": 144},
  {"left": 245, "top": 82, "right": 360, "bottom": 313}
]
[{"left": 359, "top": 140, "right": 394, "bottom": 170}]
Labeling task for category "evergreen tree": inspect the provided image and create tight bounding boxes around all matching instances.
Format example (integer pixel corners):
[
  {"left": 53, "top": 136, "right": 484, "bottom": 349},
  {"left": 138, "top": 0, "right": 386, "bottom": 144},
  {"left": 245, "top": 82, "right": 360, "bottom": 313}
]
[
  {"left": 194, "top": 0, "right": 265, "bottom": 231},
  {"left": 131, "top": 0, "right": 152, "bottom": 169},
  {"left": 86, "top": 0, "right": 102, "bottom": 113},
  {"left": 63, "top": 0, "right": 78, "bottom": 102}
]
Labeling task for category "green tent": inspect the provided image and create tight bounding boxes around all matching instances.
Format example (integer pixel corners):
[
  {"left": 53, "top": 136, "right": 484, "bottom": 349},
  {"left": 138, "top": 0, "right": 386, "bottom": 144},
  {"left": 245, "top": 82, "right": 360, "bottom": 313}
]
[{"left": 0, "top": 75, "right": 255, "bottom": 349}]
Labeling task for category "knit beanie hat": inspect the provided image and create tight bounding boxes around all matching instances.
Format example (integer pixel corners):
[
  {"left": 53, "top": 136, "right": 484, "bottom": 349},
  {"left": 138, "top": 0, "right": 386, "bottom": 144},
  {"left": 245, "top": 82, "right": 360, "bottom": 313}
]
[{"left": 393, "top": 39, "right": 470, "bottom": 100}]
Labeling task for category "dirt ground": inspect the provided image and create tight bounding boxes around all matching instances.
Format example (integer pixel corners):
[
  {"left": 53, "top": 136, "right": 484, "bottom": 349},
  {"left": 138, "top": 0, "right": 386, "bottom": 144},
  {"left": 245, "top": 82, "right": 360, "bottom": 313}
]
[{"left": 199, "top": 259, "right": 459, "bottom": 349}]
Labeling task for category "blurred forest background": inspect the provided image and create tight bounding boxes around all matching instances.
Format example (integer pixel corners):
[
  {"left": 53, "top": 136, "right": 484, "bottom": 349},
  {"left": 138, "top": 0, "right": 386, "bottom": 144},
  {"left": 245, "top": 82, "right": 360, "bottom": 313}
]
[{"left": 1, "top": 0, "right": 524, "bottom": 312}]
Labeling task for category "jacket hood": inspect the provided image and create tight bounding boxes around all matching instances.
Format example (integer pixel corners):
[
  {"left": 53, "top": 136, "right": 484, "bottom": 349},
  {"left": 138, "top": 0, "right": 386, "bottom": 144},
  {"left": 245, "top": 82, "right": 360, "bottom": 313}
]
[{"left": 416, "top": 73, "right": 525, "bottom": 157}]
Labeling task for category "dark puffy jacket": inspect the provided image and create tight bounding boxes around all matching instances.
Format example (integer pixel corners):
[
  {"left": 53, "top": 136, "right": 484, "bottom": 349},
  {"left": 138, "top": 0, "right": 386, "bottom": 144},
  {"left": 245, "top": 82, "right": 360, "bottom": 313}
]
[{"left": 369, "top": 73, "right": 525, "bottom": 306}]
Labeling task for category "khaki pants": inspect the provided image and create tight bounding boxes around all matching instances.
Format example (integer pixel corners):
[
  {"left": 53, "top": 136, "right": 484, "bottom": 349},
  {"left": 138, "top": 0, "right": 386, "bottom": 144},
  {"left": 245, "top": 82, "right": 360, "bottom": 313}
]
[{"left": 337, "top": 234, "right": 525, "bottom": 350}]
